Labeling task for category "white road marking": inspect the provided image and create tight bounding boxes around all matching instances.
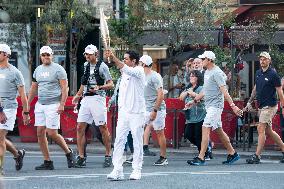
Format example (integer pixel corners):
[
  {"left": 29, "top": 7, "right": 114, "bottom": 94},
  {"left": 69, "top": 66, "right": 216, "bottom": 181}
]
[{"left": 2, "top": 170, "right": 284, "bottom": 181}]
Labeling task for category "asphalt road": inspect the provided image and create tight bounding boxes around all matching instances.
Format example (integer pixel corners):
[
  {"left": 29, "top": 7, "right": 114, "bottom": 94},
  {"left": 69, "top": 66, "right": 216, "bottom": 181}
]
[{"left": 1, "top": 152, "right": 284, "bottom": 189}]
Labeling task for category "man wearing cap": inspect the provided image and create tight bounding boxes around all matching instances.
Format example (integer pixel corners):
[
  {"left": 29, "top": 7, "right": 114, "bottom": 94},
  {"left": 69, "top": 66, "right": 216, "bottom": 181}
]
[
  {"left": 187, "top": 51, "right": 243, "bottom": 166},
  {"left": 244, "top": 51, "right": 284, "bottom": 164},
  {"left": 105, "top": 50, "right": 145, "bottom": 180},
  {"left": 28, "top": 46, "right": 75, "bottom": 170},
  {"left": 0, "top": 44, "right": 29, "bottom": 174},
  {"left": 141, "top": 55, "right": 168, "bottom": 166},
  {"left": 72, "top": 44, "right": 113, "bottom": 168}
]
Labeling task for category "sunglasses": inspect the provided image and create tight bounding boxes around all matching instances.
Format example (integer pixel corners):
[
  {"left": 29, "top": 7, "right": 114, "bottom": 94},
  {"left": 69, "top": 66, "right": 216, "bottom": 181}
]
[
  {"left": 83, "top": 53, "right": 95, "bottom": 56},
  {"left": 201, "top": 58, "right": 206, "bottom": 61},
  {"left": 41, "top": 53, "right": 51, "bottom": 57}
]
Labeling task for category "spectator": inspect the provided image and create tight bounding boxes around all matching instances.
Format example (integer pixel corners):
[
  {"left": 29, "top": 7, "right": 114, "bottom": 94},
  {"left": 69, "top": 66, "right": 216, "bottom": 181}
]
[{"left": 163, "top": 64, "right": 183, "bottom": 98}]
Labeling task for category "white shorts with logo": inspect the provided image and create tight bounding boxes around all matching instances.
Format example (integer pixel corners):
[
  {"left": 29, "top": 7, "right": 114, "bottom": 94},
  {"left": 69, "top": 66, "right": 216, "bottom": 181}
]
[
  {"left": 145, "top": 110, "right": 166, "bottom": 131},
  {"left": 203, "top": 106, "right": 223, "bottom": 130},
  {"left": 0, "top": 109, "right": 17, "bottom": 131},
  {"left": 34, "top": 102, "right": 60, "bottom": 129},
  {"left": 77, "top": 95, "right": 107, "bottom": 126}
]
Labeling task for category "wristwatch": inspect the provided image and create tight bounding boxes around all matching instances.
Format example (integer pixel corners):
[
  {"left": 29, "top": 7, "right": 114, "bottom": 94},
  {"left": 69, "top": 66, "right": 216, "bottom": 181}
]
[{"left": 153, "top": 108, "right": 158, "bottom": 112}]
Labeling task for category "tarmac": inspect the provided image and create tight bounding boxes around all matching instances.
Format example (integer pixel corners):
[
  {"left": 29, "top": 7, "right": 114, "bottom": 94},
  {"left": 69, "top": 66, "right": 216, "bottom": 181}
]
[{"left": 7, "top": 136, "right": 283, "bottom": 160}]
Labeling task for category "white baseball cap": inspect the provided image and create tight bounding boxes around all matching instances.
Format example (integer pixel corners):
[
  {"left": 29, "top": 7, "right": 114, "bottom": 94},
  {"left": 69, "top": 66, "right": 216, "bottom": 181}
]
[
  {"left": 139, "top": 55, "right": 153, "bottom": 66},
  {"left": 40, "top": 46, "right": 53, "bottom": 55},
  {"left": 259, "top": 51, "right": 271, "bottom": 60},
  {"left": 0, "top": 44, "right": 11, "bottom": 55},
  {"left": 84, "top": 44, "right": 98, "bottom": 54},
  {"left": 198, "top": 51, "right": 216, "bottom": 61}
]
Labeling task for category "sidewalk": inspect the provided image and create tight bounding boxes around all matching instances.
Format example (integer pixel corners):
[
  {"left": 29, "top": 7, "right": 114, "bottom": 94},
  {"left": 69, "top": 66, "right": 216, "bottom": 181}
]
[{"left": 8, "top": 136, "right": 283, "bottom": 160}]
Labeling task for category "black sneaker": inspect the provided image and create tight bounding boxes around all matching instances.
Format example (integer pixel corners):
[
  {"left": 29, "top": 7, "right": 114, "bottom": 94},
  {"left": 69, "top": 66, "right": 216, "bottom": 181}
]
[
  {"left": 103, "top": 156, "right": 112, "bottom": 168},
  {"left": 281, "top": 152, "right": 284, "bottom": 163},
  {"left": 35, "top": 160, "right": 54, "bottom": 170},
  {"left": 75, "top": 156, "right": 86, "bottom": 168},
  {"left": 144, "top": 148, "right": 156, "bottom": 156},
  {"left": 204, "top": 151, "right": 213, "bottom": 161},
  {"left": 124, "top": 155, "right": 133, "bottom": 165},
  {"left": 153, "top": 156, "right": 169, "bottom": 166},
  {"left": 66, "top": 148, "right": 75, "bottom": 168},
  {"left": 14, "top": 149, "right": 25, "bottom": 171},
  {"left": 187, "top": 157, "right": 205, "bottom": 166},
  {"left": 246, "top": 154, "right": 261, "bottom": 164},
  {"left": 222, "top": 152, "right": 240, "bottom": 165}
]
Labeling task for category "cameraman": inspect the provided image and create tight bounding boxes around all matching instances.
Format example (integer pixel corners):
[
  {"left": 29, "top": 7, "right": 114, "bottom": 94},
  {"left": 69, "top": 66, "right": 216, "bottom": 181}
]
[{"left": 72, "top": 44, "right": 113, "bottom": 168}]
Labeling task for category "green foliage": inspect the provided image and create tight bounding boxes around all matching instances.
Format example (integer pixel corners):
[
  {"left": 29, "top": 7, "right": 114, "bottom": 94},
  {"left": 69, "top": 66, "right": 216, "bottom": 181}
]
[
  {"left": 220, "top": 12, "right": 236, "bottom": 29},
  {"left": 109, "top": 5, "right": 144, "bottom": 48},
  {"left": 3, "top": 0, "right": 95, "bottom": 54},
  {"left": 211, "top": 46, "right": 233, "bottom": 67},
  {"left": 258, "top": 15, "right": 279, "bottom": 47},
  {"left": 109, "top": 66, "right": 121, "bottom": 83},
  {"left": 40, "top": 0, "right": 95, "bottom": 46},
  {"left": 2, "top": 0, "right": 34, "bottom": 51},
  {"left": 143, "top": 0, "right": 222, "bottom": 53},
  {"left": 270, "top": 45, "right": 284, "bottom": 77}
]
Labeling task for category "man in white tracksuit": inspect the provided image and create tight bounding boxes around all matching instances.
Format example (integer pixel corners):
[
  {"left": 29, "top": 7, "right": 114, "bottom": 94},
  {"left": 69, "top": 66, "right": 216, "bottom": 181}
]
[{"left": 105, "top": 50, "right": 145, "bottom": 180}]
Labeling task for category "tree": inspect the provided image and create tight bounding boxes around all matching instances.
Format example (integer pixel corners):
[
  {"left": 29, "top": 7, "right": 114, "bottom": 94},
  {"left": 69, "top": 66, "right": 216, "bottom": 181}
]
[
  {"left": 108, "top": 3, "right": 145, "bottom": 81},
  {"left": 144, "top": 0, "right": 221, "bottom": 55},
  {"left": 3, "top": 0, "right": 96, "bottom": 94},
  {"left": 109, "top": 4, "right": 144, "bottom": 53},
  {"left": 2, "top": 0, "right": 38, "bottom": 85},
  {"left": 40, "top": 0, "right": 96, "bottom": 94}
]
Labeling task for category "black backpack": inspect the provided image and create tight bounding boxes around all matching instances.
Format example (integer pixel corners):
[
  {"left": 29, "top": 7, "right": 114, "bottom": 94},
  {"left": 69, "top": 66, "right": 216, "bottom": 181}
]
[{"left": 81, "top": 61, "right": 104, "bottom": 86}]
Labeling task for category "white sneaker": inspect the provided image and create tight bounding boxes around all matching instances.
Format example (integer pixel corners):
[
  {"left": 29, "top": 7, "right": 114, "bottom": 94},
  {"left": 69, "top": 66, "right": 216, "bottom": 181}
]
[
  {"left": 107, "top": 169, "right": 124, "bottom": 180},
  {"left": 129, "top": 169, "right": 141, "bottom": 180}
]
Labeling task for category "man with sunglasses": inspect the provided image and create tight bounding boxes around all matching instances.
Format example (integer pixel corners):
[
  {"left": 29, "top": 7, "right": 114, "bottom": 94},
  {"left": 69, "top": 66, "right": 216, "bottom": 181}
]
[
  {"left": 0, "top": 44, "right": 29, "bottom": 174},
  {"left": 72, "top": 44, "right": 113, "bottom": 168},
  {"left": 188, "top": 51, "right": 243, "bottom": 166},
  {"left": 28, "top": 46, "right": 75, "bottom": 170}
]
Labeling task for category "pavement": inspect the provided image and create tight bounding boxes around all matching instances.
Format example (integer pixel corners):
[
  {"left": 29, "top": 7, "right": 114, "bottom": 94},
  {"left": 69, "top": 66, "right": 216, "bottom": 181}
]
[{"left": 7, "top": 136, "right": 283, "bottom": 160}]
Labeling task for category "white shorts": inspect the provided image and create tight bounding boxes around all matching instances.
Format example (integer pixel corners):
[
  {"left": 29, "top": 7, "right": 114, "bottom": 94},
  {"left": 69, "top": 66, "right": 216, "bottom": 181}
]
[
  {"left": 145, "top": 110, "right": 166, "bottom": 131},
  {"left": 0, "top": 109, "right": 17, "bottom": 131},
  {"left": 77, "top": 96, "right": 107, "bottom": 126},
  {"left": 34, "top": 102, "right": 60, "bottom": 129},
  {"left": 203, "top": 106, "right": 223, "bottom": 130}
]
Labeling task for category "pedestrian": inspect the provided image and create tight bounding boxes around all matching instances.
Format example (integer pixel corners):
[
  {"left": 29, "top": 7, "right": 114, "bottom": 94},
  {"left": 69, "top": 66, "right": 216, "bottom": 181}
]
[
  {"left": 72, "top": 44, "right": 113, "bottom": 168},
  {"left": 0, "top": 44, "right": 28, "bottom": 174},
  {"left": 141, "top": 55, "right": 168, "bottom": 166},
  {"left": 187, "top": 51, "right": 243, "bottom": 166},
  {"left": 105, "top": 50, "right": 145, "bottom": 180},
  {"left": 180, "top": 70, "right": 212, "bottom": 162},
  {"left": 163, "top": 63, "right": 183, "bottom": 98},
  {"left": 244, "top": 52, "right": 284, "bottom": 164},
  {"left": 28, "top": 46, "right": 75, "bottom": 170},
  {"left": 107, "top": 76, "right": 134, "bottom": 165}
]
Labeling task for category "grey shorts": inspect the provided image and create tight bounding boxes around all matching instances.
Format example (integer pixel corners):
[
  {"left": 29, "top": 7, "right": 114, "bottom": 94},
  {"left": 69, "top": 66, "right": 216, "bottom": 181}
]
[{"left": 203, "top": 106, "right": 223, "bottom": 130}]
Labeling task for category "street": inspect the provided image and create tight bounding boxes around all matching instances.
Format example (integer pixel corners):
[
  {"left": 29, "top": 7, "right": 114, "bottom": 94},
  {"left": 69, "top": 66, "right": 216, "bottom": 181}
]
[{"left": 1, "top": 151, "right": 284, "bottom": 189}]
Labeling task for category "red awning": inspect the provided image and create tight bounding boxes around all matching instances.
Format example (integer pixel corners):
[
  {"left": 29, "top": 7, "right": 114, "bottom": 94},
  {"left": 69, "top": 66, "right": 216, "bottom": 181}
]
[
  {"left": 232, "top": 5, "right": 253, "bottom": 16},
  {"left": 215, "top": 5, "right": 253, "bottom": 25}
]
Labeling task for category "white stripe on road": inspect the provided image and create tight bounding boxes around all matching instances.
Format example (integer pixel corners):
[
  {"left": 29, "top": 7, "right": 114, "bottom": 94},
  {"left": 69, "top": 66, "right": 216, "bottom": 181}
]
[{"left": 2, "top": 170, "right": 284, "bottom": 181}]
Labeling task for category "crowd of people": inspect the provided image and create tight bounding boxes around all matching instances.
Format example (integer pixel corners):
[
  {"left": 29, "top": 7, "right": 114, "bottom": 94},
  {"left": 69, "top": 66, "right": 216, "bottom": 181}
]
[{"left": 0, "top": 43, "right": 284, "bottom": 180}]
